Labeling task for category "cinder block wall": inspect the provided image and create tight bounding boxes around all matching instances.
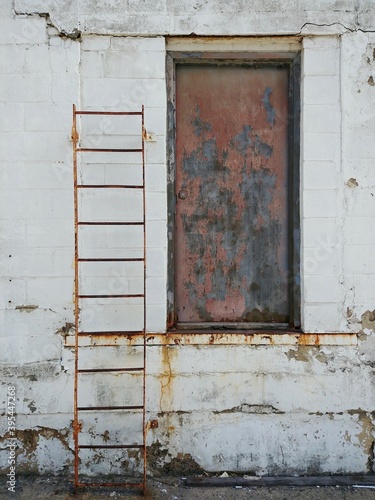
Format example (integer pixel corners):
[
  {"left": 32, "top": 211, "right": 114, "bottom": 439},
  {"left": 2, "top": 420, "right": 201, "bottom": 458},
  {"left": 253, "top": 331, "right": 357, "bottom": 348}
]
[{"left": 1, "top": 0, "right": 375, "bottom": 476}]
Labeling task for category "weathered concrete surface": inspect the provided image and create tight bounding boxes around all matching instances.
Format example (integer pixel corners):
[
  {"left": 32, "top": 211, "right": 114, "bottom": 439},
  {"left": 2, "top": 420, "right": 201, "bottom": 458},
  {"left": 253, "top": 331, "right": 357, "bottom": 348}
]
[{"left": 12, "top": 0, "right": 375, "bottom": 36}]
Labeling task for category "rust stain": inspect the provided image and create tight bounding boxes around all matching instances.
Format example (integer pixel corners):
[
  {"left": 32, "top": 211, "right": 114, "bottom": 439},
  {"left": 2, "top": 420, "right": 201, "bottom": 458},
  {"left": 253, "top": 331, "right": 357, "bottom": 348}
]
[
  {"left": 159, "top": 346, "right": 176, "bottom": 412},
  {"left": 65, "top": 332, "right": 357, "bottom": 347},
  {"left": 298, "top": 334, "right": 320, "bottom": 346}
]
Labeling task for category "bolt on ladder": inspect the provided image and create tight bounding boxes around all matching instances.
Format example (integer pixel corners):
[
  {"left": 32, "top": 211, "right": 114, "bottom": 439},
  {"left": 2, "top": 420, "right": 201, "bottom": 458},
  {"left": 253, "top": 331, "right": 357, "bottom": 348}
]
[{"left": 72, "top": 105, "right": 147, "bottom": 493}]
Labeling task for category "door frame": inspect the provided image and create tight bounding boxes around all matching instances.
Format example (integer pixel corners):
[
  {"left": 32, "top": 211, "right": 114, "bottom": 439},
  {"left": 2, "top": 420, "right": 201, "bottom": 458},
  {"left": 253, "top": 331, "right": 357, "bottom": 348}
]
[{"left": 166, "top": 48, "right": 301, "bottom": 331}]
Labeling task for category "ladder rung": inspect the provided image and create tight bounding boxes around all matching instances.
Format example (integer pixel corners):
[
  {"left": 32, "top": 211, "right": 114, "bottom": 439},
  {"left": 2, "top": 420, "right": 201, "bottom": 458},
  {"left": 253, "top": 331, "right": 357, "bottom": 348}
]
[
  {"left": 78, "top": 331, "right": 144, "bottom": 336},
  {"left": 78, "top": 444, "right": 144, "bottom": 449},
  {"left": 76, "top": 148, "right": 142, "bottom": 153},
  {"left": 77, "top": 185, "right": 144, "bottom": 189},
  {"left": 78, "top": 367, "right": 144, "bottom": 373},
  {"left": 78, "top": 221, "right": 144, "bottom": 226},
  {"left": 78, "top": 294, "right": 144, "bottom": 299},
  {"left": 78, "top": 258, "right": 144, "bottom": 262},
  {"left": 75, "top": 110, "right": 143, "bottom": 116},
  {"left": 77, "top": 405, "right": 144, "bottom": 411},
  {"left": 76, "top": 482, "right": 144, "bottom": 489}
]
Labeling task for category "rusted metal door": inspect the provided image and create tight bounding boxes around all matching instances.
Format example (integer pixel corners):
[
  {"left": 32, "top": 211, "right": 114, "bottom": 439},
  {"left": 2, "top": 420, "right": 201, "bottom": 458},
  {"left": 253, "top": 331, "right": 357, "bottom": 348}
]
[{"left": 175, "top": 64, "right": 290, "bottom": 326}]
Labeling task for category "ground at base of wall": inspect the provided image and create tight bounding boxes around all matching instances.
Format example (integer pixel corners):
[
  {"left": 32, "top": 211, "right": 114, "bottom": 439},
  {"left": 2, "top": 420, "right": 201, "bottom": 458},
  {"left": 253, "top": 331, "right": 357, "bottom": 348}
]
[{"left": 7, "top": 476, "right": 375, "bottom": 499}]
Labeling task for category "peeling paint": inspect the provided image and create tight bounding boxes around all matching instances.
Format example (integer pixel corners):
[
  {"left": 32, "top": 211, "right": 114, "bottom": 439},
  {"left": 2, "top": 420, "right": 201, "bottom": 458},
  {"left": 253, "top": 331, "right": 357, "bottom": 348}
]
[
  {"left": 347, "top": 410, "right": 375, "bottom": 473},
  {"left": 213, "top": 404, "right": 284, "bottom": 415},
  {"left": 147, "top": 442, "right": 204, "bottom": 475},
  {"left": 55, "top": 322, "right": 75, "bottom": 338},
  {"left": 347, "top": 177, "right": 359, "bottom": 187},
  {"left": 0, "top": 427, "right": 72, "bottom": 474},
  {"left": 15, "top": 305, "right": 39, "bottom": 313}
]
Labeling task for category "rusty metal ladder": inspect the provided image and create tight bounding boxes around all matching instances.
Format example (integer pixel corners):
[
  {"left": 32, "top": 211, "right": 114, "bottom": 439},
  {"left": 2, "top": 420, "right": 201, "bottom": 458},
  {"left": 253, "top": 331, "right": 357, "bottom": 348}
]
[{"left": 72, "top": 105, "right": 147, "bottom": 493}]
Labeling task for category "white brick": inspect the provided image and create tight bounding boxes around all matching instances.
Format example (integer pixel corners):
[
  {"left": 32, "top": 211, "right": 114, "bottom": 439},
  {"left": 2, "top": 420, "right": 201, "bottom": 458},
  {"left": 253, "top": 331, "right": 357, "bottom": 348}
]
[
  {"left": 22, "top": 162, "right": 72, "bottom": 190},
  {"left": 303, "top": 36, "right": 340, "bottom": 50},
  {"left": 5, "top": 278, "right": 27, "bottom": 307},
  {"left": 302, "top": 218, "right": 339, "bottom": 247},
  {"left": 0, "top": 18, "right": 46, "bottom": 45},
  {"left": 303, "top": 303, "right": 343, "bottom": 332},
  {"left": 344, "top": 245, "right": 375, "bottom": 274},
  {"left": 80, "top": 189, "right": 143, "bottom": 222},
  {"left": 0, "top": 74, "right": 51, "bottom": 102},
  {"left": 302, "top": 245, "right": 340, "bottom": 275},
  {"left": 147, "top": 220, "right": 167, "bottom": 248},
  {"left": 344, "top": 217, "right": 375, "bottom": 245},
  {"left": 0, "top": 2, "right": 13, "bottom": 16},
  {"left": 0, "top": 102, "right": 24, "bottom": 131},
  {"left": 0, "top": 335, "right": 61, "bottom": 364},
  {"left": 302, "top": 190, "right": 338, "bottom": 218},
  {"left": 146, "top": 163, "right": 167, "bottom": 192},
  {"left": 21, "top": 190, "right": 55, "bottom": 219},
  {"left": 303, "top": 48, "right": 339, "bottom": 76},
  {"left": 81, "top": 77, "right": 166, "bottom": 109},
  {"left": 27, "top": 277, "right": 73, "bottom": 306},
  {"left": 146, "top": 192, "right": 167, "bottom": 221},
  {"left": 16, "top": 373, "right": 72, "bottom": 414},
  {"left": 49, "top": 42, "right": 80, "bottom": 74},
  {"left": 6, "top": 189, "right": 73, "bottom": 220},
  {"left": 81, "top": 35, "right": 111, "bottom": 51},
  {"left": 145, "top": 107, "right": 166, "bottom": 136},
  {"left": 0, "top": 189, "right": 28, "bottom": 219},
  {"left": 343, "top": 126, "right": 375, "bottom": 159},
  {"left": 343, "top": 159, "right": 375, "bottom": 188},
  {"left": 0, "top": 161, "right": 25, "bottom": 188},
  {"left": 80, "top": 51, "right": 104, "bottom": 78},
  {"left": 26, "top": 219, "right": 73, "bottom": 248},
  {"left": 0, "top": 132, "right": 70, "bottom": 162},
  {"left": 303, "top": 105, "right": 340, "bottom": 133},
  {"left": 2, "top": 306, "right": 73, "bottom": 337},
  {"left": 0, "top": 247, "right": 73, "bottom": 278},
  {"left": 102, "top": 50, "right": 165, "bottom": 79},
  {"left": 145, "top": 135, "right": 166, "bottom": 164},
  {"left": 147, "top": 276, "right": 167, "bottom": 305},
  {"left": 48, "top": 36, "right": 63, "bottom": 47},
  {"left": 348, "top": 275, "right": 375, "bottom": 303},
  {"left": 303, "top": 162, "right": 339, "bottom": 190},
  {"left": 146, "top": 247, "right": 167, "bottom": 277},
  {"left": 110, "top": 36, "right": 165, "bottom": 52},
  {"left": 51, "top": 73, "right": 79, "bottom": 103},
  {"left": 24, "top": 102, "right": 71, "bottom": 131},
  {"left": 303, "top": 76, "right": 340, "bottom": 105},
  {"left": 146, "top": 303, "right": 166, "bottom": 332},
  {"left": 0, "top": 220, "right": 27, "bottom": 249},
  {"left": 25, "top": 44, "right": 51, "bottom": 74},
  {"left": 79, "top": 299, "right": 144, "bottom": 332},
  {"left": 303, "top": 133, "right": 339, "bottom": 161},
  {"left": 303, "top": 275, "right": 343, "bottom": 303},
  {"left": 0, "top": 45, "right": 26, "bottom": 73},
  {"left": 52, "top": 190, "right": 74, "bottom": 219},
  {"left": 346, "top": 188, "right": 375, "bottom": 217}
]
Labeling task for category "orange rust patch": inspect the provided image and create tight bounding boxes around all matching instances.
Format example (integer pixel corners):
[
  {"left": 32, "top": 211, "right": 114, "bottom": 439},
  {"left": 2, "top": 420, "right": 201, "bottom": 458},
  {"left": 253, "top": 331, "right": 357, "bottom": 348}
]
[{"left": 298, "top": 334, "right": 320, "bottom": 346}]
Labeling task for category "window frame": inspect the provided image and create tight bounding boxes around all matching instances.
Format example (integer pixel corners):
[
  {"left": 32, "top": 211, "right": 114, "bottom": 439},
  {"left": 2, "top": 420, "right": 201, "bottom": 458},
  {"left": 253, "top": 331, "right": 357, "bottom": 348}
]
[{"left": 166, "top": 48, "right": 301, "bottom": 332}]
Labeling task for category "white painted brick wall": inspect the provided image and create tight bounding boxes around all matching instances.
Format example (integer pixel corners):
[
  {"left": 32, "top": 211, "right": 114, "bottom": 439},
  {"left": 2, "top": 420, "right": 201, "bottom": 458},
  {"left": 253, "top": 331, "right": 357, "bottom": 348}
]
[
  {"left": 0, "top": 12, "right": 79, "bottom": 376},
  {"left": 80, "top": 35, "right": 167, "bottom": 332},
  {"left": 301, "top": 36, "right": 345, "bottom": 332},
  {"left": 340, "top": 31, "right": 375, "bottom": 324}
]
